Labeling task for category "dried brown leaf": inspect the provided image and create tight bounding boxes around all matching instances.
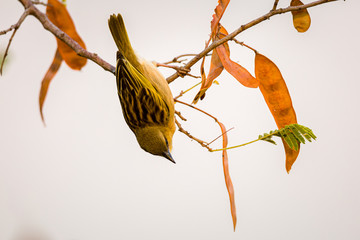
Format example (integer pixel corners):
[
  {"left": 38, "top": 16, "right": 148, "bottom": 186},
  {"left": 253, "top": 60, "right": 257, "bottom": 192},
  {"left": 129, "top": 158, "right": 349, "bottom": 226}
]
[
  {"left": 255, "top": 53, "right": 299, "bottom": 172},
  {"left": 291, "top": 0, "right": 311, "bottom": 33},
  {"left": 46, "top": 0, "right": 87, "bottom": 70},
  {"left": 193, "top": 46, "right": 223, "bottom": 104},
  {"left": 39, "top": 49, "right": 62, "bottom": 124},
  {"left": 210, "top": 0, "right": 230, "bottom": 38},
  {"left": 218, "top": 121, "right": 236, "bottom": 231},
  {"left": 216, "top": 43, "right": 259, "bottom": 88}
]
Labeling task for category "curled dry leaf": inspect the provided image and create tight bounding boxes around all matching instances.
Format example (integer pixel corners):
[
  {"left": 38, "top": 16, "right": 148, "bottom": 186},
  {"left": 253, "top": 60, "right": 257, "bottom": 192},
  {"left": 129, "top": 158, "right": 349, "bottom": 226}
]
[
  {"left": 218, "top": 121, "right": 236, "bottom": 231},
  {"left": 194, "top": 25, "right": 258, "bottom": 103},
  {"left": 255, "top": 53, "right": 299, "bottom": 173},
  {"left": 193, "top": 43, "right": 223, "bottom": 104},
  {"left": 193, "top": 0, "right": 229, "bottom": 104},
  {"left": 39, "top": 0, "right": 87, "bottom": 122},
  {"left": 215, "top": 26, "right": 258, "bottom": 88},
  {"left": 39, "top": 49, "right": 62, "bottom": 124},
  {"left": 46, "top": 0, "right": 87, "bottom": 69},
  {"left": 290, "top": 0, "right": 311, "bottom": 33},
  {"left": 211, "top": 0, "right": 230, "bottom": 38},
  {"left": 216, "top": 44, "right": 258, "bottom": 88}
]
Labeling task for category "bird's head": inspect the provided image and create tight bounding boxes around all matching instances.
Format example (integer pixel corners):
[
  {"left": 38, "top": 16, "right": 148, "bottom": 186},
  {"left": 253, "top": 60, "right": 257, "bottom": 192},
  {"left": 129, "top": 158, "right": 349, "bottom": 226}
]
[{"left": 135, "top": 126, "right": 175, "bottom": 163}]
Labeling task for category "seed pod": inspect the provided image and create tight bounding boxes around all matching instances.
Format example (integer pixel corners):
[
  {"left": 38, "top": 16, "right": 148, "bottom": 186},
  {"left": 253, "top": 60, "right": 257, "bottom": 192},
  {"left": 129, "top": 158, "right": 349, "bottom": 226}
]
[{"left": 255, "top": 52, "right": 300, "bottom": 173}]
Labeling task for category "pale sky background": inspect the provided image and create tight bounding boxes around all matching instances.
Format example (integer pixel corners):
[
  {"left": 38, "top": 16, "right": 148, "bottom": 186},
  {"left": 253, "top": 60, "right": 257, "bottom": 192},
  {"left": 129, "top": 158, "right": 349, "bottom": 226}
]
[{"left": 0, "top": 0, "right": 359, "bottom": 239}]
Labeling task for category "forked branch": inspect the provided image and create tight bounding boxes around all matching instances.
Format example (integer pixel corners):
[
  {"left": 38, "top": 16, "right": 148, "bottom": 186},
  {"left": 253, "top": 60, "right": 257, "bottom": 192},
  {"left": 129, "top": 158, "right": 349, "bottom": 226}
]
[
  {"left": 1, "top": 0, "right": 339, "bottom": 81},
  {"left": 166, "top": 0, "right": 340, "bottom": 83},
  {"left": 15, "top": 0, "right": 115, "bottom": 74}
]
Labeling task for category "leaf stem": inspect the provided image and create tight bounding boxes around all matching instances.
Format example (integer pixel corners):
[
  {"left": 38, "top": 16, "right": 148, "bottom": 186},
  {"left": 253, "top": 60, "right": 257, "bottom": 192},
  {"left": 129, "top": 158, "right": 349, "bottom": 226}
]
[{"left": 211, "top": 134, "right": 273, "bottom": 152}]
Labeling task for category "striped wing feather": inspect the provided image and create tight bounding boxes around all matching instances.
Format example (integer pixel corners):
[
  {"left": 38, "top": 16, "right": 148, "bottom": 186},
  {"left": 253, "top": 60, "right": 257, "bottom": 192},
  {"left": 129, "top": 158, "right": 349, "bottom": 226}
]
[{"left": 116, "top": 54, "right": 170, "bottom": 131}]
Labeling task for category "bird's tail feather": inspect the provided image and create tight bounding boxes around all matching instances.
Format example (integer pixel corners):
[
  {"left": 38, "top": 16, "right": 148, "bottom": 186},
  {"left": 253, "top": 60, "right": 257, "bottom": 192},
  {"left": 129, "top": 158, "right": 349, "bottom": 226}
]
[{"left": 108, "top": 14, "right": 139, "bottom": 68}]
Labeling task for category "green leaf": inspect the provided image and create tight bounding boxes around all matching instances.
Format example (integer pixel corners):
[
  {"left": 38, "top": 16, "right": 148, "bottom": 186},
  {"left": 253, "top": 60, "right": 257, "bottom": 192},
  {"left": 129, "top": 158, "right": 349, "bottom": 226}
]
[
  {"left": 264, "top": 138, "right": 277, "bottom": 145},
  {"left": 287, "top": 129, "right": 299, "bottom": 151},
  {"left": 290, "top": 125, "right": 306, "bottom": 144},
  {"left": 259, "top": 131, "right": 277, "bottom": 145},
  {"left": 279, "top": 128, "right": 294, "bottom": 149},
  {"left": 258, "top": 123, "right": 315, "bottom": 150}
]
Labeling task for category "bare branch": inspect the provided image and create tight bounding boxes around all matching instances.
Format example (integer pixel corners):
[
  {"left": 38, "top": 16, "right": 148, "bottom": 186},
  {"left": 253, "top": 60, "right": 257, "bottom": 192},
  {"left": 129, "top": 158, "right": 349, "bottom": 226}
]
[
  {"left": 0, "top": 29, "right": 17, "bottom": 75},
  {"left": 0, "top": 8, "right": 31, "bottom": 75},
  {"left": 0, "top": 8, "right": 30, "bottom": 36},
  {"left": 166, "top": 0, "right": 340, "bottom": 83},
  {"left": 207, "top": 127, "right": 234, "bottom": 146},
  {"left": 175, "top": 118, "right": 212, "bottom": 151},
  {"left": 163, "top": 53, "right": 211, "bottom": 65},
  {"left": 156, "top": 62, "right": 191, "bottom": 78},
  {"left": 7, "top": 0, "right": 340, "bottom": 81},
  {"left": 16, "top": 0, "right": 115, "bottom": 74},
  {"left": 174, "top": 98, "right": 232, "bottom": 152},
  {"left": 31, "top": 0, "right": 49, "bottom": 6},
  {"left": 175, "top": 110, "right": 187, "bottom": 121},
  {"left": 272, "top": 0, "right": 280, "bottom": 11},
  {"left": 174, "top": 81, "right": 202, "bottom": 100},
  {"left": 232, "top": 39, "right": 257, "bottom": 53}
]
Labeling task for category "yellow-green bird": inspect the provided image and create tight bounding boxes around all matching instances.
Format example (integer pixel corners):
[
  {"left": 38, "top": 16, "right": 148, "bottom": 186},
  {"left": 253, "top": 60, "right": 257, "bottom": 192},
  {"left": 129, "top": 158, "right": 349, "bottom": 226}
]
[{"left": 108, "top": 14, "right": 176, "bottom": 163}]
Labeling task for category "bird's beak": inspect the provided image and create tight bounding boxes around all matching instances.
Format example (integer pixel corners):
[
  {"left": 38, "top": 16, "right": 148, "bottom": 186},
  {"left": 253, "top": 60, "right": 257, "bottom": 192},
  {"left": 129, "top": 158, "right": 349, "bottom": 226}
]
[{"left": 162, "top": 150, "right": 175, "bottom": 164}]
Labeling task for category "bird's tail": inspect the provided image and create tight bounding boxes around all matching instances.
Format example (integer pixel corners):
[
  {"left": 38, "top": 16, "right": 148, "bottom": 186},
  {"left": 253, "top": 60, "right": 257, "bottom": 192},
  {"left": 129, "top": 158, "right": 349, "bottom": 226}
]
[{"left": 108, "top": 14, "right": 139, "bottom": 67}]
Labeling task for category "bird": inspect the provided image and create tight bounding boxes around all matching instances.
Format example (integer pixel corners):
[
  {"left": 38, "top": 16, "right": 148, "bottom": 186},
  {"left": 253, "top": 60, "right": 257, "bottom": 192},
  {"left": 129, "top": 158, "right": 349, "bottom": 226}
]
[{"left": 108, "top": 14, "right": 176, "bottom": 163}]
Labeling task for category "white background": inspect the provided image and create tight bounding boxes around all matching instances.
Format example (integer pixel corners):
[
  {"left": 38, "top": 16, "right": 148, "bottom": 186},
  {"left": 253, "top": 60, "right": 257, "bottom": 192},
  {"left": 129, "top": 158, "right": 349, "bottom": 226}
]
[{"left": 1, "top": 0, "right": 359, "bottom": 239}]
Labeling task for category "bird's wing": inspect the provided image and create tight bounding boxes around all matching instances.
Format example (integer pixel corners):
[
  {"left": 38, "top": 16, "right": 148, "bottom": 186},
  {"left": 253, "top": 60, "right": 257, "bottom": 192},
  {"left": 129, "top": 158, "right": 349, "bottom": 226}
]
[{"left": 116, "top": 54, "right": 170, "bottom": 131}]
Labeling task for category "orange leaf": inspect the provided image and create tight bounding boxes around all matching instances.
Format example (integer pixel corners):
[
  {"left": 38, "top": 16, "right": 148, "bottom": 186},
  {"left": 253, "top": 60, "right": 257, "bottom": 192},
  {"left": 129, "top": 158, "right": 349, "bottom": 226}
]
[
  {"left": 216, "top": 44, "right": 259, "bottom": 88},
  {"left": 216, "top": 25, "right": 259, "bottom": 88},
  {"left": 215, "top": 26, "right": 258, "bottom": 88},
  {"left": 205, "top": 49, "right": 224, "bottom": 87},
  {"left": 46, "top": 0, "right": 87, "bottom": 70},
  {"left": 218, "top": 121, "right": 236, "bottom": 231},
  {"left": 193, "top": 25, "right": 258, "bottom": 103},
  {"left": 255, "top": 53, "right": 299, "bottom": 172},
  {"left": 193, "top": 46, "right": 224, "bottom": 104},
  {"left": 193, "top": 27, "right": 228, "bottom": 104},
  {"left": 290, "top": 0, "right": 311, "bottom": 33},
  {"left": 210, "top": 0, "right": 230, "bottom": 38},
  {"left": 39, "top": 49, "right": 63, "bottom": 124}
]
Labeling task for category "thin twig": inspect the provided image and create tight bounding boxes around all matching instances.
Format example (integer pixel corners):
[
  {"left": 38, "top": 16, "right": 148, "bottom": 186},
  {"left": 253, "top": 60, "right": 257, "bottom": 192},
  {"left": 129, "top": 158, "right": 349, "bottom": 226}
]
[
  {"left": 166, "top": 0, "right": 340, "bottom": 83},
  {"left": 211, "top": 137, "right": 263, "bottom": 152},
  {"left": 175, "top": 99, "right": 219, "bottom": 123},
  {"left": 163, "top": 54, "right": 195, "bottom": 64},
  {"left": 232, "top": 39, "right": 257, "bottom": 53},
  {"left": 272, "top": 0, "right": 280, "bottom": 11},
  {"left": 156, "top": 62, "right": 192, "bottom": 78},
  {"left": 175, "top": 110, "right": 187, "bottom": 121},
  {"left": 211, "top": 130, "right": 279, "bottom": 152},
  {"left": 175, "top": 99, "right": 238, "bottom": 153},
  {"left": 163, "top": 53, "right": 211, "bottom": 65},
  {"left": 207, "top": 127, "right": 234, "bottom": 146},
  {"left": 174, "top": 81, "right": 202, "bottom": 100},
  {"left": 0, "top": 8, "right": 31, "bottom": 74},
  {"left": 32, "top": 0, "right": 49, "bottom": 6},
  {"left": 175, "top": 118, "right": 212, "bottom": 151},
  {"left": 0, "top": 8, "right": 30, "bottom": 36},
  {"left": 0, "top": 29, "right": 18, "bottom": 75}
]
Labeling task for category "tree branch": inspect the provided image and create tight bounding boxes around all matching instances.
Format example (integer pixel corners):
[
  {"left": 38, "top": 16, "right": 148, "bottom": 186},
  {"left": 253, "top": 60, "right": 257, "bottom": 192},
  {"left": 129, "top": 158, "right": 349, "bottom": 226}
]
[
  {"left": 0, "top": 8, "right": 31, "bottom": 74},
  {"left": 6, "top": 0, "right": 339, "bottom": 81},
  {"left": 272, "top": 0, "right": 280, "bottom": 11},
  {"left": 16, "top": 0, "right": 115, "bottom": 74},
  {"left": 166, "top": 0, "right": 340, "bottom": 83},
  {"left": 0, "top": 8, "right": 30, "bottom": 36},
  {"left": 175, "top": 118, "right": 212, "bottom": 151}
]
